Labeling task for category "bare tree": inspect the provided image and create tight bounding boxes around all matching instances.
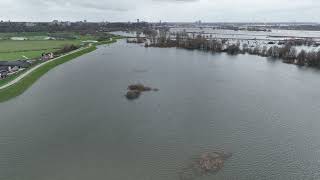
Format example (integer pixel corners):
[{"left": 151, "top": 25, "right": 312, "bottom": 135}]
[
  {"left": 306, "top": 51, "right": 317, "bottom": 66},
  {"left": 261, "top": 46, "right": 268, "bottom": 56},
  {"left": 296, "top": 50, "right": 307, "bottom": 66}
]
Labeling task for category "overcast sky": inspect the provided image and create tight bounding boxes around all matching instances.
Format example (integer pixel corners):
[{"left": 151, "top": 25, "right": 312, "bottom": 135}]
[{"left": 1, "top": 0, "right": 319, "bottom": 22}]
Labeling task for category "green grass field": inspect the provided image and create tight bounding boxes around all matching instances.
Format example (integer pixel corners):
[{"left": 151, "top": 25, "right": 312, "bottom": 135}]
[
  {"left": 0, "top": 40, "right": 82, "bottom": 60},
  {"left": 0, "top": 31, "right": 106, "bottom": 61},
  {"left": 0, "top": 50, "right": 51, "bottom": 60},
  {"left": 0, "top": 32, "right": 100, "bottom": 41}
]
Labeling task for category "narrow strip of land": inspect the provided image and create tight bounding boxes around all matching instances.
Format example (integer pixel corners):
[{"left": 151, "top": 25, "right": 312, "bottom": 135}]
[{"left": 0, "top": 46, "right": 88, "bottom": 90}]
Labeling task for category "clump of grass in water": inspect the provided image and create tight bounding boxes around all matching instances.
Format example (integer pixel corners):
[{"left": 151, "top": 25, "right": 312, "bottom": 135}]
[
  {"left": 179, "top": 151, "right": 232, "bottom": 180},
  {"left": 125, "top": 83, "right": 159, "bottom": 100}
]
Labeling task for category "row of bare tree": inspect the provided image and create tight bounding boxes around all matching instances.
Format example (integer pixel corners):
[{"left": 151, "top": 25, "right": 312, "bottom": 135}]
[{"left": 144, "top": 30, "right": 320, "bottom": 68}]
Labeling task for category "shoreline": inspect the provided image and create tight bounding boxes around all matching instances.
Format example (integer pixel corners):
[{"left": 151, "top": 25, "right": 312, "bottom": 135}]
[
  {"left": 0, "top": 47, "right": 89, "bottom": 90},
  {"left": 0, "top": 39, "right": 118, "bottom": 102}
]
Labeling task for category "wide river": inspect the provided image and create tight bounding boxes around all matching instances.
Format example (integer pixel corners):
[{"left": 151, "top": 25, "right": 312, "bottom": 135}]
[{"left": 1, "top": 40, "right": 320, "bottom": 180}]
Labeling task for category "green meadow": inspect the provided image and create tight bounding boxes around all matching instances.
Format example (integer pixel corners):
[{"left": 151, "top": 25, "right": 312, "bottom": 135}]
[
  {"left": 0, "top": 40, "right": 82, "bottom": 60},
  {"left": 0, "top": 32, "right": 102, "bottom": 61}
]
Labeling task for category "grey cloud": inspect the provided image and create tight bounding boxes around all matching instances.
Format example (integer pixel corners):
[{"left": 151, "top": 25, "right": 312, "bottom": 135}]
[
  {"left": 153, "top": 0, "right": 199, "bottom": 1},
  {"left": 39, "top": 0, "right": 130, "bottom": 11},
  {"left": 1, "top": 0, "right": 320, "bottom": 22}
]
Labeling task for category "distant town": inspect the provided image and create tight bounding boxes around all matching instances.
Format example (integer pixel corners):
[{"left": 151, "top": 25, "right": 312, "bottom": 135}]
[{"left": 1, "top": 19, "right": 320, "bottom": 33}]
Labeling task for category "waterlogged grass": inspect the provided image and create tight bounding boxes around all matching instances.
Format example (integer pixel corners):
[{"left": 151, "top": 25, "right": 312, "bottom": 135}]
[{"left": 0, "top": 46, "right": 97, "bottom": 102}]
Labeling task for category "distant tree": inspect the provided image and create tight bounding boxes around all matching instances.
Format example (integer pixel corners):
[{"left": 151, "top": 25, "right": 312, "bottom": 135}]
[
  {"left": 316, "top": 50, "right": 320, "bottom": 67},
  {"left": 242, "top": 43, "right": 249, "bottom": 53},
  {"left": 285, "top": 47, "right": 297, "bottom": 64},
  {"left": 267, "top": 47, "right": 273, "bottom": 57},
  {"left": 279, "top": 44, "right": 292, "bottom": 59},
  {"left": 261, "top": 46, "right": 268, "bottom": 56},
  {"left": 272, "top": 46, "right": 280, "bottom": 58},
  {"left": 212, "top": 40, "right": 223, "bottom": 52},
  {"left": 266, "top": 46, "right": 281, "bottom": 58},
  {"left": 252, "top": 46, "right": 260, "bottom": 55},
  {"left": 296, "top": 50, "right": 306, "bottom": 66},
  {"left": 175, "top": 33, "right": 181, "bottom": 47},
  {"left": 226, "top": 44, "right": 240, "bottom": 55},
  {"left": 306, "top": 51, "right": 317, "bottom": 66}
]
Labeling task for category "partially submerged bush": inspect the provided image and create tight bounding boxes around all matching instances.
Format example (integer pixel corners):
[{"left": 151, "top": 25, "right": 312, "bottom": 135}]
[
  {"left": 126, "top": 90, "right": 141, "bottom": 100},
  {"left": 128, "top": 84, "right": 152, "bottom": 92},
  {"left": 125, "top": 84, "right": 158, "bottom": 100}
]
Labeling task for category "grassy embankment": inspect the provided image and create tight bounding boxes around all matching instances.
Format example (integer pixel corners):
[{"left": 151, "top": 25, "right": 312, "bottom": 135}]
[{"left": 0, "top": 39, "right": 118, "bottom": 102}]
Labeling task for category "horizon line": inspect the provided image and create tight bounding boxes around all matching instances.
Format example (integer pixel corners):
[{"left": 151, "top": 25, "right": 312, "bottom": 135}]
[{"left": 1, "top": 20, "right": 320, "bottom": 24}]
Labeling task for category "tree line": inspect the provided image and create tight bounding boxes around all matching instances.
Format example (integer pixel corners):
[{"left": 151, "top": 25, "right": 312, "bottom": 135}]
[
  {"left": 143, "top": 30, "right": 320, "bottom": 68},
  {"left": 0, "top": 22, "right": 151, "bottom": 33}
]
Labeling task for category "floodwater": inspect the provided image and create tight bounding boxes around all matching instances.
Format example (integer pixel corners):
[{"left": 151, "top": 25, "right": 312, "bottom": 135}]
[
  {"left": 170, "top": 27, "right": 320, "bottom": 40},
  {"left": 1, "top": 40, "right": 320, "bottom": 180}
]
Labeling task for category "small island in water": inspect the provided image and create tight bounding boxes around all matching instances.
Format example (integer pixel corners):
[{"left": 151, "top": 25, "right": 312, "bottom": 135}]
[{"left": 125, "top": 83, "right": 159, "bottom": 100}]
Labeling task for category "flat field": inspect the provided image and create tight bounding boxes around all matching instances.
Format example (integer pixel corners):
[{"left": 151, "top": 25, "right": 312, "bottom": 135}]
[
  {"left": 0, "top": 40, "right": 81, "bottom": 60},
  {"left": 0, "top": 32, "right": 98, "bottom": 61}
]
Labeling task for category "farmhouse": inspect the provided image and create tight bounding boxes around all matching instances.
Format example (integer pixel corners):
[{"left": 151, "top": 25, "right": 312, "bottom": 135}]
[
  {"left": 0, "top": 60, "right": 31, "bottom": 75},
  {"left": 41, "top": 52, "right": 54, "bottom": 61},
  {"left": 0, "top": 66, "right": 8, "bottom": 79}
]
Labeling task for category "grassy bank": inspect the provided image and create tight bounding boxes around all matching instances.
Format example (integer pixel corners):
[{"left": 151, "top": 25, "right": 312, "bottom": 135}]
[
  {"left": 0, "top": 46, "right": 97, "bottom": 102},
  {"left": 0, "top": 37, "right": 120, "bottom": 102}
]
